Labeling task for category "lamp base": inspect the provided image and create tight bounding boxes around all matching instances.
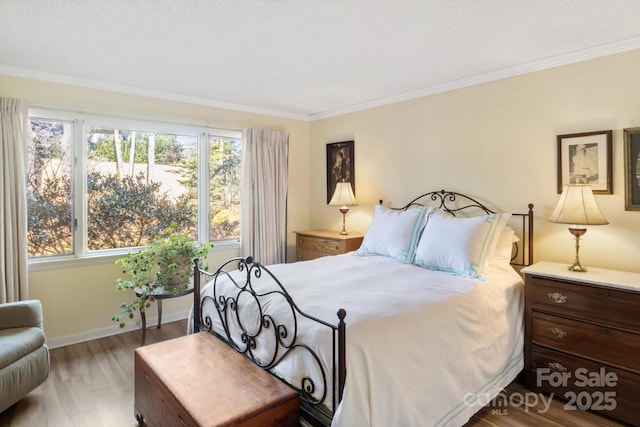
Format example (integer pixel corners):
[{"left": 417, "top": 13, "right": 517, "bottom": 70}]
[
  {"left": 568, "top": 260, "right": 587, "bottom": 272},
  {"left": 567, "top": 226, "right": 587, "bottom": 272},
  {"left": 339, "top": 207, "right": 349, "bottom": 235}
]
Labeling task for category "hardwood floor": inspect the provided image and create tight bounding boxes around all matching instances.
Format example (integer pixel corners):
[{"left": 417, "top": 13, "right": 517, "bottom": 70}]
[
  {"left": 0, "top": 322, "right": 187, "bottom": 427},
  {"left": 465, "top": 381, "right": 630, "bottom": 427},
  {"left": 0, "top": 320, "right": 631, "bottom": 426}
]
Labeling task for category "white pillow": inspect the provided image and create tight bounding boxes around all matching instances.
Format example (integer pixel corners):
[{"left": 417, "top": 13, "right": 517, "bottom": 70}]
[
  {"left": 413, "top": 212, "right": 511, "bottom": 279},
  {"left": 490, "top": 226, "right": 520, "bottom": 268},
  {"left": 357, "top": 205, "right": 430, "bottom": 263}
]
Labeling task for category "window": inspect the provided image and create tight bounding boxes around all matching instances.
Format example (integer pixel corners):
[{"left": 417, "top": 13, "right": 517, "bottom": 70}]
[
  {"left": 27, "top": 109, "right": 241, "bottom": 260},
  {"left": 27, "top": 118, "right": 74, "bottom": 256},
  {"left": 209, "top": 136, "right": 241, "bottom": 240},
  {"left": 85, "top": 126, "right": 199, "bottom": 251}
]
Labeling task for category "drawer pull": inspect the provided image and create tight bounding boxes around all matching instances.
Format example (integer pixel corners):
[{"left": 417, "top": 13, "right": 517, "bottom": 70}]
[
  {"left": 601, "top": 290, "right": 610, "bottom": 297},
  {"left": 601, "top": 328, "right": 609, "bottom": 335},
  {"left": 548, "top": 327, "right": 567, "bottom": 339},
  {"left": 548, "top": 362, "right": 568, "bottom": 373},
  {"left": 548, "top": 292, "right": 568, "bottom": 304}
]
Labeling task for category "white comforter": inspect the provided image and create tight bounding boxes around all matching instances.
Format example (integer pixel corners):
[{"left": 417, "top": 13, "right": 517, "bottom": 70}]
[{"left": 194, "top": 253, "right": 524, "bottom": 427}]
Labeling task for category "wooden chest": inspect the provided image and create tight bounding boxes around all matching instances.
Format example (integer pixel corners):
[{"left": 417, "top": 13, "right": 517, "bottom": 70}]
[
  {"left": 294, "top": 230, "right": 363, "bottom": 261},
  {"left": 523, "top": 262, "right": 640, "bottom": 426},
  {"left": 134, "top": 332, "right": 299, "bottom": 427}
]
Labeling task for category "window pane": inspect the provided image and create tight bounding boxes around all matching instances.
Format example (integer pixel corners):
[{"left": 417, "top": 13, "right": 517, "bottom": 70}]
[
  {"left": 86, "top": 127, "right": 198, "bottom": 250},
  {"left": 209, "top": 136, "right": 241, "bottom": 240},
  {"left": 27, "top": 119, "right": 74, "bottom": 257}
]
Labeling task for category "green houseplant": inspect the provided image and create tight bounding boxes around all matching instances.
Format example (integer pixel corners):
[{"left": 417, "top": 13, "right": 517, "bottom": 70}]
[{"left": 112, "top": 234, "right": 213, "bottom": 328}]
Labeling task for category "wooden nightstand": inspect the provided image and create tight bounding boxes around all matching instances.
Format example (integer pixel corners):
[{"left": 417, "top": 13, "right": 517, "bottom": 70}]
[
  {"left": 522, "top": 261, "right": 640, "bottom": 425},
  {"left": 294, "top": 230, "right": 363, "bottom": 261}
]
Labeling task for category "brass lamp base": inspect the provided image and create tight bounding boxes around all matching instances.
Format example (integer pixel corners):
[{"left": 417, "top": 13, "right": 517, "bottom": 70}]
[
  {"left": 568, "top": 226, "right": 587, "bottom": 272},
  {"left": 568, "top": 260, "right": 587, "bottom": 272},
  {"left": 339, "top": 206, "right": 349, "bottom": 235}
]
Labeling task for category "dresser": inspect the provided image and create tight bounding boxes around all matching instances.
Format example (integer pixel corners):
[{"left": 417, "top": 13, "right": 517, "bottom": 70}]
[
  {"left": 522, "top": 262, "right": 640, "bottom": 425},
  {"left": 294, "top": 230, "right": 363, "bottom": 261}
]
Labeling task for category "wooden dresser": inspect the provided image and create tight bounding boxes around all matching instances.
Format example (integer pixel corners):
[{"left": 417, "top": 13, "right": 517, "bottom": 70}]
[
  {"left": 522, "top": 262, "right": 640, "bottom": 425},
  {"left": 294, "top": 230, "right": 363, "bottom": 261}
]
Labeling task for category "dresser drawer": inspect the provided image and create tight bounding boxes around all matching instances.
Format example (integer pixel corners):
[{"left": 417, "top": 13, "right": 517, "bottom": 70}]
[
  {"left": 296, "top": 248, "right": 326, "bottom": 261},
  {"left": 297, "top": 235, "right": 343, "bottom": 254},
  {"left": 295, "top": 231, "right": 363, "bottom": 262},
  {"left": 526, "top": 345, "right": 640, "bottom": 426},
  {"left": 527, "top": 276, "right": 640, "bottom": 329},
  {"left": 531, "top": 311, "right": 640, "bottom": 373}
]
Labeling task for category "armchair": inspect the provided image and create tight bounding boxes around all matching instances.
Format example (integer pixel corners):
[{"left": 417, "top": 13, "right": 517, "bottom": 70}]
[{"left": 0, "top": 300, "right": 50, "bottom": 413}]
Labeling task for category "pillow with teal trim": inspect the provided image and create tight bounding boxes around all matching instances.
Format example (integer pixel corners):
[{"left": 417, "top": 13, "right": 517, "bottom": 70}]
[
  {"left": 357, "top": 205, "right": 430, "bottom": 263},
  {"left": 489, "top": 226, "right": 519, "bottom": 268},
  {"left": 413, "top": 212, "right": 511, "bottom": 279}
]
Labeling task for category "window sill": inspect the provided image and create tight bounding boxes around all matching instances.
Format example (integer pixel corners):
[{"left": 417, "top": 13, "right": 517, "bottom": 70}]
[{"left": 28, "top": 240, "right": 240, "bottom": 272}]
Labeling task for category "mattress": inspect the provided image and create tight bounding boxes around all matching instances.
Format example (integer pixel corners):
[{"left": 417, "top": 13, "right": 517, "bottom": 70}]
[{"left": 191, "top": 252, "right": 524, "bottom": 427}]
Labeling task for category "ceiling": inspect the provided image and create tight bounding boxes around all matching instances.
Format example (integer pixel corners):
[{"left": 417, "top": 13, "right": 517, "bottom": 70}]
[{"left": 1, "top": 0, "right": 640, "bottom": 121}]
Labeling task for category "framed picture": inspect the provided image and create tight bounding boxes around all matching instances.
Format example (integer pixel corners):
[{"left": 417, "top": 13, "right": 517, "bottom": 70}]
[
  {"left": 624, "top": 127, "right": 640, "bottom": 210},
  {"left": 326, "top": 141, "right": 355, "bottom": 203},
  {"left": 557, "top": 130, "right": 612, "bottom": 194}
]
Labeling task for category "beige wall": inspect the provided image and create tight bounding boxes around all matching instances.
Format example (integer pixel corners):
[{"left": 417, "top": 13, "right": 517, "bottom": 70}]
[
  {"left": 310, "top": 50, "right": 640, "bottom": 273},
  {"left": 2, "top": 49, "right": 639, "bottom": 344},
  {"left": 0, "top": 75, "right": 311, "bottom": 345}
]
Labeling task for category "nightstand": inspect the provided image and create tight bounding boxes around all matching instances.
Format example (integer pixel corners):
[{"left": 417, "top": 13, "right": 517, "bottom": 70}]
[
  {"left": 294, "top": 230, "right": 363, "bottom": 261},
  {"left": 522, "top": 261, "right": 640, "bottom": 425}
]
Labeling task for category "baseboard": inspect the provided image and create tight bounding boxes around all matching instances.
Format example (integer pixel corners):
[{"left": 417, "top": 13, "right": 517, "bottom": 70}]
[{"left": 46, "top": 310, "right": 191, "bottom": 349}]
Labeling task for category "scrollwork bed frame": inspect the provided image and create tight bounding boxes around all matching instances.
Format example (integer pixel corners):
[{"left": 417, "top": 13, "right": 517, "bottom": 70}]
[
  {"left": 192, "top": 189, "right": 534, "bottom": 427},
  {"left": 192, "top": 256, "right": 345, "bottom": 426}
]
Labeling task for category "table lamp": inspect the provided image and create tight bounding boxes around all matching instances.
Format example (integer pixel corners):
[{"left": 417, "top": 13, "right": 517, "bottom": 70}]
[
  {"left": 548, "top": 184, "right": 608, "bottom": 272},
  {"left": 329, "top": 181, "right": 357, "bottom": 235}
]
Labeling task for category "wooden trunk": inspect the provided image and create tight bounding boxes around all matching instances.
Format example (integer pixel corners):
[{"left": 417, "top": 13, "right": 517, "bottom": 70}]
[{"left": 134, "top": 332, "right": 299, "bottom": 427}]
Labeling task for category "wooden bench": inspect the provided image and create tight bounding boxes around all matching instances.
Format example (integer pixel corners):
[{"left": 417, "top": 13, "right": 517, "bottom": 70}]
[{"left": 134, "top": 332, "right": 299, "bottom": 427}]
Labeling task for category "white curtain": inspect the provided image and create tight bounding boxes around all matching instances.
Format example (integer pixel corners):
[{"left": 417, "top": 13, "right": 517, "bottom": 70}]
[
  {"left": 241, "top": 128, "right": 289, "bottom": 265},
  {"left": 0, "top": 98, "right": 29, "bottom": 302}
]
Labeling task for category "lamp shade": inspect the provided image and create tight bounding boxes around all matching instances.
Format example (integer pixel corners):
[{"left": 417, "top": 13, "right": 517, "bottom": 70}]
[
  {"left": 329, "top": 182, "right": 357, "bottom": 206},
  {"left": 548, "top": 185, "right": 608, "bottom": 225}
]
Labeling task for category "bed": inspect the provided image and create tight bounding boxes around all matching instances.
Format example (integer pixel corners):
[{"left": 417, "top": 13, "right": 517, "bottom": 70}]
[{"left": 190, "top": 190, "right": 534, "bottom": 427}]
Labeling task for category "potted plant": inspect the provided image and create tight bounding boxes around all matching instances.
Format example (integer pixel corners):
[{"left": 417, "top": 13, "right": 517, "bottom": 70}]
[{"left": 112, "top": 234, "right": 213, "bottom": 328}]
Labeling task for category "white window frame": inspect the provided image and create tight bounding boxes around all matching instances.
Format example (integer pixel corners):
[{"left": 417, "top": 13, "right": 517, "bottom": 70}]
[{"left": 28, "top": 107, "right": 241, "bottom": 271}]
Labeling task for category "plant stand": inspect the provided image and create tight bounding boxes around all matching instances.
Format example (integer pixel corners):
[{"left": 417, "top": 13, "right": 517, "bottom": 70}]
[{"left": 135, "top": 285, "right": 194, "bottom": 330}]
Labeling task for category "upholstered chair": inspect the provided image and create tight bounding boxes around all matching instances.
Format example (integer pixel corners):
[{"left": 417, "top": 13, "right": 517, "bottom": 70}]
[{"left": 0, "top": 300, "right": 50, "bottom": 413}]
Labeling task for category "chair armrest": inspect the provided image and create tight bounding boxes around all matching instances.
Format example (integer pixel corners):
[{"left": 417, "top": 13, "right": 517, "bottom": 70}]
[{"left": 0, "top": 300, "right": 44, "bottom": 329}]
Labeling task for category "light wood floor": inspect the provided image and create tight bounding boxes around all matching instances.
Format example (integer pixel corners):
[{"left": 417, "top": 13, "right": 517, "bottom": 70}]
[{"left": 0, "top": 320, "right": 631, "bottom": 427}]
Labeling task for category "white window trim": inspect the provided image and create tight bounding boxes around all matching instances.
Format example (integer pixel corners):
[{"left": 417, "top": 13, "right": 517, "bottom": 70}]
[{"left": 27, "top": 107, "right": 241, "bottom": 270}]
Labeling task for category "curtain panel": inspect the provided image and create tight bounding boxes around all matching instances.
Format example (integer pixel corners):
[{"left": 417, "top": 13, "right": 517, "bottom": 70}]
[
  {"left": 241, "top": 128, "right": 289, "bottom": 265},
  {"left": 0, "top": 98, "right": 29, "bottom": 302}
]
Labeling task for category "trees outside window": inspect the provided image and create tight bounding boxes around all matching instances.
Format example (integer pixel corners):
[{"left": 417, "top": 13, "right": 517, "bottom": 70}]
[
  {"left": 27, "top": 119, "right": 73, "bottom": 256},
  {"left": 27, "top": 111, "right": 241, "bottom": 259},
  {"left": 209, "top": 136, "right": 241, "bottom": 240}
]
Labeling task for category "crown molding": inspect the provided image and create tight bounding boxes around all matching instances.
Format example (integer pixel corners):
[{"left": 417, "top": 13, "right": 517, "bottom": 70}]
[
  {"left": 3, "top": 37, "right": 639, "bottom": 123},
  {"left": 308, "top": 37, "right": 640, "bottom": 121},
  {"left": 0, "top": 64, "right": 309, "bottom": 122}
]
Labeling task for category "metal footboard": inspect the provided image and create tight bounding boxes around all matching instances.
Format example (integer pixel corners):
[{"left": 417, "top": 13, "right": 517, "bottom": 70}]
[{"left": 192, "top": 256, "right": 346, "bottom": 426}]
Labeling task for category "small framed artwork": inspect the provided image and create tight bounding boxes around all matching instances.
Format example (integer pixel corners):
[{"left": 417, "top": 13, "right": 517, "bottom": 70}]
[
  {"left": 557, "top": 130, "right": 612, "bottom": 194},
  {"left": 326, "top": 141, "right": 355, "bottom": 203},
  {"left": 624, "top": 127, "right": 640, "bottom": 210}
]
